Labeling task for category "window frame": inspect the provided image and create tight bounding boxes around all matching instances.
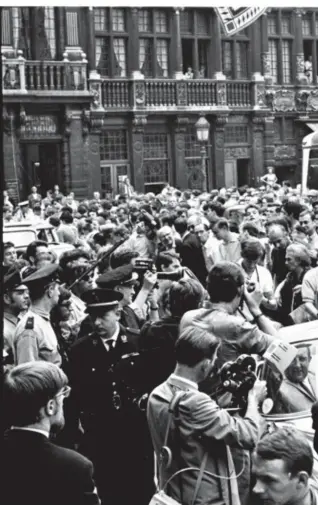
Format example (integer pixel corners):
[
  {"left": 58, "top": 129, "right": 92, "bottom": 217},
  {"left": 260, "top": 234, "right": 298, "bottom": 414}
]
[
  {"left": 267, "top": 9, "right": 295, "bottom": 84},
  {"left": 143, "top": 131, "right": 171, "bottom": 186},
  {"left": 221, "top": 29, "right": 251, "bottom": 80},
  {"left": 94, "top": 7, "right": 128, "bottom": 78},
  {"left": 180, "top": 8, "right": 212, "bottom": 78},
  {"left": 302, "top": 11, "right": 318, "bottom": 85},
  {"left": 138, "top": 8, "right": 171, "bottom": 78}
]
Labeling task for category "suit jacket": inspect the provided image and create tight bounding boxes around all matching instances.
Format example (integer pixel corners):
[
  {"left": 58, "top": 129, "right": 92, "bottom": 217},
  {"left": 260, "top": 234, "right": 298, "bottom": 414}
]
[
  {"left": 3, "top": 429, "right": 99, "bottom": 505},
  {"left": 274, "top": 371, "right": 317, "bottom": 414},
  {"left": 147, "top": 375, "right": 260, "bottom": 505},
  {"left": 179, "top": 232, "right": 208, "bottom": 286}
]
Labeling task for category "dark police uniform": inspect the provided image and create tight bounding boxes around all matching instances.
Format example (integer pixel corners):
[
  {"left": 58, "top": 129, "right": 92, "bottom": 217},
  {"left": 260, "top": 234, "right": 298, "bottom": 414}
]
[
  {"left": 12, "top": 265, "right": 62, "bottom": 366},
  {"left": 67, "top": 288, "right": 154, "bottom": 505},
  {"left": 96, "top": 264, "right": 143, "bottom": 330}
]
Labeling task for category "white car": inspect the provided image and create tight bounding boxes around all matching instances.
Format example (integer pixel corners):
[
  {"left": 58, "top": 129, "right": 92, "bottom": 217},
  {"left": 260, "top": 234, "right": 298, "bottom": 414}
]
[{"left": 259, "top": 320, "right": 318, "bottom": 481}]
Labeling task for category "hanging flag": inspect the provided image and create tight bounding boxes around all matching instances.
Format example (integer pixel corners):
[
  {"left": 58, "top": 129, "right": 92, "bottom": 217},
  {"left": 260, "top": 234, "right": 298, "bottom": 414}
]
[{"left": 215, "top": 7, "right": 267, "bottom": 36}]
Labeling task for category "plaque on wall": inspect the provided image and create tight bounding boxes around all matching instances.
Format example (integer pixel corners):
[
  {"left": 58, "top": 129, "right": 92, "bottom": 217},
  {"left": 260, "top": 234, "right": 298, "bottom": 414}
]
[
  {"left": 20, "top": 115, "right": 59, "bottom": 138},
  {"left": 274, "top": 145, "right": 297, "bottom": 159}
]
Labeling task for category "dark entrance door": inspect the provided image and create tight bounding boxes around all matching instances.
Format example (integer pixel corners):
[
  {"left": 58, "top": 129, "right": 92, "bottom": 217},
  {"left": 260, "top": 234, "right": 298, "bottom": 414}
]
[
  {"left": 237, "top": 158, "right": 249, "bottom": 187},
  {"left": 21, "top": 142, "right": 61, "bottom": 198}
]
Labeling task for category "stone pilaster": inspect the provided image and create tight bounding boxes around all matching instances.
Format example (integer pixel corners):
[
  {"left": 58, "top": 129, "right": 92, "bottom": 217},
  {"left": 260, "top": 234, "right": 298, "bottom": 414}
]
[
  {"left": 212, "top": 115, "right": 228, "bottom": 188},
  {"left": 131, "top": 115, "right": 147, "bottom": 192},
  {"left": 252, "top": 116, "right": 266, "bottom": 185},
  {"left": 173, "top": 116, "right": 189, "bottom": 190}
]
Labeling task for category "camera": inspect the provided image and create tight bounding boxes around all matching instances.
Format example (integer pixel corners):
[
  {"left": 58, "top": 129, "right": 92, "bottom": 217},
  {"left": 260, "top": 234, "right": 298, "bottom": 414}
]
[{"left": 218, "top": 354, "right": 257, "bottom": 414}]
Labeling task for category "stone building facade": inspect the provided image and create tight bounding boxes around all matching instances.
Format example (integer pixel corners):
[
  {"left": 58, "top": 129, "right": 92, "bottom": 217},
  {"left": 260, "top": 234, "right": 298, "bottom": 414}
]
[{"left": 2, "top": 7, "right": 318, "bottom": 201}]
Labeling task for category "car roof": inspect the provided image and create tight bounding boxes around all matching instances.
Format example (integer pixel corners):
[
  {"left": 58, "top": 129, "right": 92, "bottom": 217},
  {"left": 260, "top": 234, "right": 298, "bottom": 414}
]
[
  {"left": 4, "top": 221, "right": 54, "bottom": 230},
  {"left": 278, "top": 320, "right": 318, "bottom": 345}
]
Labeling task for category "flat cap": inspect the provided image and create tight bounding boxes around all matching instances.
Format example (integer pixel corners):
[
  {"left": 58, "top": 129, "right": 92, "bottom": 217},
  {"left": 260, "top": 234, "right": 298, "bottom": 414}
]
[
  {"left": 96, "top": 264, "right": 138, "bottom": 289},
  {"left": 23, "top": 264, "right": 60, "bottom": 286},
  {"left": 81, "top": 288, "right": 123, "bottom": 312},
  {"left": 4, "top": 270, "right": 28, "bottom": 292}
]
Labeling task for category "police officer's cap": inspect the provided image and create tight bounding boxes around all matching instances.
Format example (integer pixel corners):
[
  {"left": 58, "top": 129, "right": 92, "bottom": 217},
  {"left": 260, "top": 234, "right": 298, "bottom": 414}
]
[
  {"left": 23, "top": 264, "right": 60, "bottom": 287},
  {"left": 81, "top": 288, "right": 123, "bottom": 313},
  {"left": 4, "top": 269, "right": 27, "bottom": 292},
  {"left": 96, "top": 264, "right": 138, "bottom": 289},
  {"left": 18, "top": 201, "right": 29, "bottom": 207},
  {"left": 59, "top": 248, "right": 90, "bottom": 270}
]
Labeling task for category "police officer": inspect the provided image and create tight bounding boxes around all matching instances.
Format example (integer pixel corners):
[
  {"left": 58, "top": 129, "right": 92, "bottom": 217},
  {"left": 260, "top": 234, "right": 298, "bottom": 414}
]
[
  {"left": 3, "top": 269, "right": 30, "bottom": 367},
  {"left": 67, "top": 288, "right": 154, "bottom": 505},
  {"left": 12, "top": 264, "right": 62, "bottom": 366},
  {"left": 96, "top": 263, "right": 158, "bottom": 330}
]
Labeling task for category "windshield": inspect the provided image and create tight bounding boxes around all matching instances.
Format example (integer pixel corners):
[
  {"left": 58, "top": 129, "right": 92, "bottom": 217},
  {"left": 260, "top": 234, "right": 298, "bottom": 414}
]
[
  {"left": 3, "top": 229, "right": 37, "bottom": 248},
  {"left": 261, "top": 340, "right": 318, "bottom": 416}
]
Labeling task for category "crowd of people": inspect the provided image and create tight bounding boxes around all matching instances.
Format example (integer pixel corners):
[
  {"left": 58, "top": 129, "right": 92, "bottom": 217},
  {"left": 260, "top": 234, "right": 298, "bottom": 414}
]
[{"left": 3, "top": 177, "right": 318, "bottom": 505}]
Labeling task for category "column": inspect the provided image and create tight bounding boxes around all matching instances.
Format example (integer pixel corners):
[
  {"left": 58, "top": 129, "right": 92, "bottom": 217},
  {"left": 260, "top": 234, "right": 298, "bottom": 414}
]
[
  {"left": 67, "top": 108, "right": 87, "bottom": 198},
  {"left": 261, "top": 12, "right": 272, "bottom": 83},
  {"left": 211, "top": 13, "right": 225, "bottom": 79},
  {"left": 212, "top": 115, "right": 228, "bottom": 187},
  {"left": 87, "top": 7, "right": 96, "bottom": 73},
  {"left": 263, "top": 115, "right": 275, "bottom": 173},
  {"left": 88, "top": 111, "right": 104, "bottom": 194},
  {"left": 130, "top": 8, "right": 143, "bottom": 79},
  {"left": 294, "top": 9, "right": 307, "bottom": 84},
  {"left": 251, "top": 19, "right": 262, "bottom": 77},
  {"left": 131, "top": 115, "right": 147, "bottom": 192},
  {"left": 252, "top": 116, "right": 265, "bottom": 185},
  {"left": 3, "top": 107, "right": 22, "bottom": 203},
  {"left": 173, "top": 116, "right": 188, "bottom": 189},
  {"left": 173, "top": 8, "right": 183, "bottom": 79}
]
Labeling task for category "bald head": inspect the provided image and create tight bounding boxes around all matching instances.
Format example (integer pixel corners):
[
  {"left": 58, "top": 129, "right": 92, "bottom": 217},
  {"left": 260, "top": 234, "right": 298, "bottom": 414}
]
[{"left": 268, "top": 225, "right": 290, "bottom": 250}]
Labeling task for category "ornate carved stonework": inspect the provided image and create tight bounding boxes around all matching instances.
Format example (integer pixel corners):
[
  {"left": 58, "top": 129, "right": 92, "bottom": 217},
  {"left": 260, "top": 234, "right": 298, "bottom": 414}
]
[
  {"left": 132, "top": 114, "right": 147, "bottom": 133},
  {"left": 82, "top": 109, "right": 91, "bottom": 137},
  {"left": 176, "top": 82, "right": 187, "bottom": 107},
  {"left": 261, "top": 52, "right": 271, "bottom": 76},
  {"left": 274, "top": 144, "right": 297, "bottom": 159},
  {"left": 296, "top": 89, "right": 310, "bottom": 113},
  {"left": 294, "top": 8, "right": 306, "bottom": 17},
  {"left": 215, "top": 132, "right": 224, "bottom": 150},
  {"left": 307, "top": 89, "right": 318, "bottom": 111},
  {"left": 252, "top": 115, "right": 266, "bottom": 131},
  {"left": 256, "top": 83, "right": 266, "bottom": 107},
  {"left": 64, "top": 107, "right": 73, "bottom": 138},
  {"left": 224, "top": 147, "right": 250, "bottom": 159},
  {"left": 271, "top": 89, "right": 296, "bottom": 112},
  {"left": 90, "top": 81, "right": 103, "bottom": 110},
  {"left": 216, "top": 82, "right": 227, "bottom": 106},
  {"left": 134, "top": 82, "right": 146, "bottom": 107},
  {"left": 81, "top": 109, "right": 104, "bottom": 136},
  {"left": 175, "top": 116, "right": 189, "bottom": 133},
  {"left": 296, "top": 54, "right": 305, "bottom": 75},
  {"left": 3, "top": 106, "right": 15, "bottom": 136},
  {"left": 215, "top": 115, "right": 229, "bottom": 129}
]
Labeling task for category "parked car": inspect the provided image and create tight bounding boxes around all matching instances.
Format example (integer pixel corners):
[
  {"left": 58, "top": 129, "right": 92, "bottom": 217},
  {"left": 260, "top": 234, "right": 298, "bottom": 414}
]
[
  {"left": 258, "top": 320, "right": 318, "bottom": 481},
  {"left": 3, "top": 222, "right": 74, "bottom": 259}
]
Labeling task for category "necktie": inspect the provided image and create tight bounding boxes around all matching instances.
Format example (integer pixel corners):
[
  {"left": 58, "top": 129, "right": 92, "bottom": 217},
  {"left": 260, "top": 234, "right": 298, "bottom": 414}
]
[{"left": 106, "top": 339, "right": 115, "bottom": 352}]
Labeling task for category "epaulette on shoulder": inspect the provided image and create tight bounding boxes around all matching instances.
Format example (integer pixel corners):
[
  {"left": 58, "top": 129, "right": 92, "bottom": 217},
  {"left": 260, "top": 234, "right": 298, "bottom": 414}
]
[{"left": 25, "top": 317, "right": 34, "bottom": 330}]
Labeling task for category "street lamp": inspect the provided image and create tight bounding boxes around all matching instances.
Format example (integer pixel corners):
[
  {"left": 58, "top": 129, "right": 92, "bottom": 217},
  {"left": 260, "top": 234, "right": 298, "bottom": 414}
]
[{"left": 195, "top": 116, "right": 210, "bottom": 191}]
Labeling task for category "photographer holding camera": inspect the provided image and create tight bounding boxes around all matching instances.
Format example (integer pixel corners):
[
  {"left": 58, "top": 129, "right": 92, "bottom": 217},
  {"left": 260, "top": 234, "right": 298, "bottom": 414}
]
[{"left": 147, "top": 326, "right": 267, "bottom": 505}]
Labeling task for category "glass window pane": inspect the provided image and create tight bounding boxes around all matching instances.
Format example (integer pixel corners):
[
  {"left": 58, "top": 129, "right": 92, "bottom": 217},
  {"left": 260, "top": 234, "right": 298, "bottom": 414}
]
[
  {"left": 100, "top": 130, "right": 128, "bottom": 161},
  {"left": 268, "top": 14, "right": 277, "bottom": 35},
  {"left": 281, "top": 14, "right": 291, "bottom": 34},
  {"left": 196, "top": 10, "right": 209, "bottom": 35},
  {"left": 154, "top": 10, "right": 168, "bottom": 33},
  {"left": 236, "top": 41, "right": 248, "bottom": 79},
  {"left": 302, "top": 15, "right": 312, "bottom": 36},
  {"left": 268, "top": 39, "right": 278, "bottom": 83},
  {"left": 12, "top": 8, "right": 21, "bottom": 50},
  {"left": 1, "top": 8, "right": 11, "bottom": 45},
  {"left": 224, "top": 125, "right": 248, "bottom": 143},
  {"left": 44, "top": 7, "right": 56, "bottom": 59},
  {"left": 144, "top": 133, "right": 168, "bottom": 159},
  {"left": 285, "top": 118, "right": 294, "bottom": 140},
  {"left": 96, "top": 37, "right": 110, "bottom": 76},
  {"left": 139, "top": 38, "right": 153, "bottom": 77},
  {"left": 282, "top": 39, "right": 292, "bottom": 83},
  {"left": 185, "top": 127, "right": 201, "bottom": 158},
  {"left": 222, "top": 41, "right": 233, "bottom": 79},
  {"left": 113, "top": 38, "right": 127, "bottom": 77},
  {"left": 156, "top": 39, "right": 168, "bottom": 77},
  {"left": 112, "top": 8, "right": 125, "bottom": 32},
  {"left": 138, "top": 9, "right": 151, "bottom": 32},
  {"left": 180, "top": 9, "right": 193, "bottom": 34},
  {"left": 94, "top": 8, "right": 108, "bottom": 31},
  {"left": 198, "top": 40, "right": 208, "bottom": 77}
]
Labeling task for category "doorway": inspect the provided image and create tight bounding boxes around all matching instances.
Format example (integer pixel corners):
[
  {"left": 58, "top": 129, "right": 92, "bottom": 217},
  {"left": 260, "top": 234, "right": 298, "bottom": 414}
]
[
  {"left": 20, "top": 142, "right": 62, "bottom": 198},
  {"left": 100, "top": 163, "right": 130, "bottom": 198},
  {"left": 182, "top": 39, "right": 193, "bottom": 74},
  {"left": 237, "top": 158, "right": 249, "bottom": 187}
]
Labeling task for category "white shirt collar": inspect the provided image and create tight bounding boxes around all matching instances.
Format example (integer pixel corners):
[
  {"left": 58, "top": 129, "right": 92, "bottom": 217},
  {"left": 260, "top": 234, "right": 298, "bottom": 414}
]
[
  {"left": 11, "top": 427, "right": 49, "bottom": 438},
  {"left": 101, "top": 323, "right": 120, "bottom": 349},
  {"left": 170, "top": 373, "right": 198, "bottom": 390}
]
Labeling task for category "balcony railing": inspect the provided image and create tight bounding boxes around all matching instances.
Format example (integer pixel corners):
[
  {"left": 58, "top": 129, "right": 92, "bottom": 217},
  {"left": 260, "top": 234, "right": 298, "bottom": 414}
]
[
  {"left": 2, "top": 52, "right": 88, "bottom": 93},
  {"left": 100, "top": 78, "right": 252, "bottom": 110}
]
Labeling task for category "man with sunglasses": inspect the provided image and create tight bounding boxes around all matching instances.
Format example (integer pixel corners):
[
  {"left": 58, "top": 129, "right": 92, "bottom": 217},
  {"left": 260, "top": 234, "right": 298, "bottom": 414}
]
[
  {"left": 3, "top": 361, "right": 100, "bottom": 505},
  {"left": 12, "top": 264, "right": 62, "bottom": 366}
]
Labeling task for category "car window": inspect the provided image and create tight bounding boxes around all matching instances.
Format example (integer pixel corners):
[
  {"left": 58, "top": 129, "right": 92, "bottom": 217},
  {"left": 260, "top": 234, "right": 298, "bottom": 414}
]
[
  {"left": 3, "top": 229, "right": 37, "bottom": 248},
  {"left": 261, "top": 340, "right": 318, "bottom": 416}
]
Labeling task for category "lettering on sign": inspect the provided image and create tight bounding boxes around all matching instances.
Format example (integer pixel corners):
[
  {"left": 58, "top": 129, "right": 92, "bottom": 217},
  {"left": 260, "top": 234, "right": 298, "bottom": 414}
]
[{"left": 20, "top": 115, "right": 59, "bottom": 138}]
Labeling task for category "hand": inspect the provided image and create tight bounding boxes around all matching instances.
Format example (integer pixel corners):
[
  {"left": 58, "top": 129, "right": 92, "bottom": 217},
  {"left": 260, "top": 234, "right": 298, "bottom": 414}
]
[
  {"left": 244, "top": 284, "right": 263, "bottom": 312},
  {"left": 142, "top": 270, "right": 158, "bottom": 291},
  {"left": 248, "top": 379, "right": 267, "bottom": 404}
]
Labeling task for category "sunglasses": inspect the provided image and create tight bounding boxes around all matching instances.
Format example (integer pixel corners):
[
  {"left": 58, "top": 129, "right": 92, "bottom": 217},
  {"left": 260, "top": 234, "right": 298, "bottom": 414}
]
[{"left": 54, "top": 386, "right": 71, "bottom": 399}]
